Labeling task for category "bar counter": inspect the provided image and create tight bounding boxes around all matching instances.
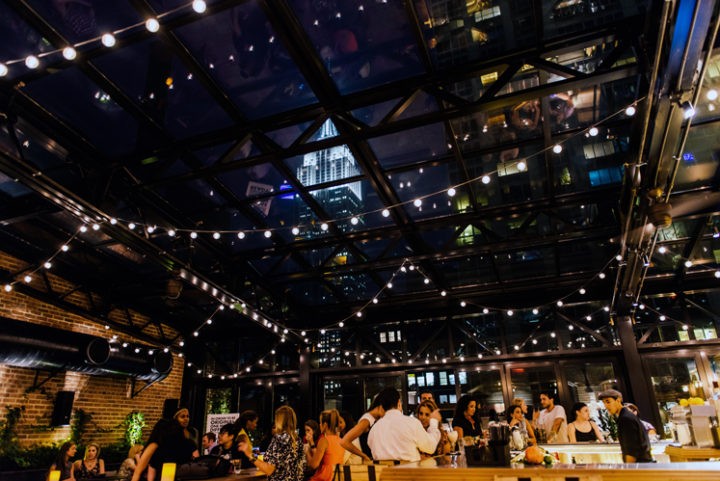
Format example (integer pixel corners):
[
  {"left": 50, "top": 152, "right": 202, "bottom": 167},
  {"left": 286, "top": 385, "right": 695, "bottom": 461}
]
[{"left": 380, "top": 460, "right": 720, "bottom": 481}]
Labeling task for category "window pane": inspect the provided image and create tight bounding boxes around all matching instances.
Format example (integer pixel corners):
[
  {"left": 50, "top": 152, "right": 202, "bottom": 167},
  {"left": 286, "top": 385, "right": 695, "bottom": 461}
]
[
  {"left": 646, "top": 356, "right": 703, "bottom": 439},
  {"left": 562, "top": 361, "right": 618, "bottom": 423},
  {"left": 463, "top": 368, "right": 504, "bottom": 426}
]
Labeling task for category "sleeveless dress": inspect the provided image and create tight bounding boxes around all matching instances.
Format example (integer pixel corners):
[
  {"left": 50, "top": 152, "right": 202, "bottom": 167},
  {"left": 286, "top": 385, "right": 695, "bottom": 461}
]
[
  {"left": 77, "top": 460, "right": 101, "bottom": 479},
  {"left": 573, "top": 423, "right": 599, "bottom": 442},
  {"left": 308, "top": 434, "right": 344, "bottom": 481}
]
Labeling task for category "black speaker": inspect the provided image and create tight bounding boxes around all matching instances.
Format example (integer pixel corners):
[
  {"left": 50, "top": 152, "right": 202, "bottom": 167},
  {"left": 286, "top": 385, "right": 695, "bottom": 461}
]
[
  {"left": 51, "top": 391, "right": 75, "bottom": 426},
  {"left": 162, "top": 398, "right": 180, "bottom": 420}
]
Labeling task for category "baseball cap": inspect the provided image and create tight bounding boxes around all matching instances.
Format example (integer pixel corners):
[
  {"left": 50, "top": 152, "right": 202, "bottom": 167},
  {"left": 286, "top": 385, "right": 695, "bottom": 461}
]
[{"left": 597, "top": 389, "right": 623, "bottom": 400}]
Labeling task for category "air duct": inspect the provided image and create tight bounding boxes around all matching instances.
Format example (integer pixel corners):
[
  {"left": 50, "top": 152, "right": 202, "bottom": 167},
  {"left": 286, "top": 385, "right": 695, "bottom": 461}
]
[{"left": 0, "top": 317, "right": 172, "bottom": 382}]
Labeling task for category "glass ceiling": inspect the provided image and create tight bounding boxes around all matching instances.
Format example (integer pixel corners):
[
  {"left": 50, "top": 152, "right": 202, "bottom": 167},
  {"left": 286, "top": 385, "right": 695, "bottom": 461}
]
[{"left": 0, "top": 0, "right": 716, "bottom": 334}]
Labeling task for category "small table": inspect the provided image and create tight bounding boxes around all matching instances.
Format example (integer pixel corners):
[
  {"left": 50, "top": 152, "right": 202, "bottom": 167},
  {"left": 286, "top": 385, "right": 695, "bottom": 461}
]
[
  {"left": 664, "top": 444, "right": 720, "bottom": 461},
  {"left": 210, "top": 469, "right": 267, "bottom": 481}
]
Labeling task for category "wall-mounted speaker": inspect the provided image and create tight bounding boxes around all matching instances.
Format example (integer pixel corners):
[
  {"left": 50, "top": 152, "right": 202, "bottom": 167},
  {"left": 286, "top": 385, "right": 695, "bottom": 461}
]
[{"left": 51, "top": 390, "right": 75, "bottom": 426}]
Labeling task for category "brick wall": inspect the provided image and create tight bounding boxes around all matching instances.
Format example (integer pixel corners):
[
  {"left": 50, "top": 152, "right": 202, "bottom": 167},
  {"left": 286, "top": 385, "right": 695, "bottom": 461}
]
[{"left": 0, "top": 251, "right": 184, "bottom": 448}]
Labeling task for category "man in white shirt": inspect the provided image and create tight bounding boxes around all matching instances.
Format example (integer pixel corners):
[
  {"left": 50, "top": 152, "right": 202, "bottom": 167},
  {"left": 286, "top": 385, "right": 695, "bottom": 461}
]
[
  {"left": 536, "top": 391, "right": 568, "bottom": 443},
  {"left": 368, "top": 389, "right": 442, "bottom": 462}
]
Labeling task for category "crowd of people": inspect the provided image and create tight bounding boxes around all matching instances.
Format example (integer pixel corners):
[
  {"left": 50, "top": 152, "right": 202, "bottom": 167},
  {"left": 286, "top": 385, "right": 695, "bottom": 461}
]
[{"left": 47, "top": 386, "right": 656, "bottom": 481}]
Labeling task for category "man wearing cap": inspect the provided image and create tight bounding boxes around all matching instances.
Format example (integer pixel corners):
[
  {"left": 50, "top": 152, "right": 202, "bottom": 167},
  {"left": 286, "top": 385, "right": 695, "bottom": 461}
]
[{"left": 598, "top": 389, "right": 653, "bottom": 463}]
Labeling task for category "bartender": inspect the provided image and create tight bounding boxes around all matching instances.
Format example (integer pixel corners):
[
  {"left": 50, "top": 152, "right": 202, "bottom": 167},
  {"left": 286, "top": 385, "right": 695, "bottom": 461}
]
[{"left": 598, "top": 389, "right": 653, "bottom": 463}]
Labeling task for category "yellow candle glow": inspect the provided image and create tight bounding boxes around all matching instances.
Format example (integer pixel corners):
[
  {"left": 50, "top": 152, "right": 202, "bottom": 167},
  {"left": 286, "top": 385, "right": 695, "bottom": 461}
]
[
  {"left": 48, "top": 470, "right": 61, "bottom": 481},
  {"left": 160, "top": 463, "right": 176, "bottom": 481}
]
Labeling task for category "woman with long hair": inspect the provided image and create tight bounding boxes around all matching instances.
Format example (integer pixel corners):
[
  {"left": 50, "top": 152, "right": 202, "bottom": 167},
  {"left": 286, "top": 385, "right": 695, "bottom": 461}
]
[
  {"left": 416, "top": 400, "right": 452, "bottom": 457},
  {"left": 568, "top": 402, "right": 604, "bottom": 443},
  {"left": 507, "top": 404, "right": 537, "bottom": 448},
  {"left": 74, "top": 442, "right": 105, "bottom": 479},
  {"left": 239, "top": 405, "right": 306, "bottom": 481},
  {"left": 453, "top": 395, "right": 481, "bottom": 438},
  {"left": 49, "top": 441, "right": 76, "bottom": 481},
  {"left": 130, "top": 417, "right": 199, "bottom": 481},
  {"left": 339, "top": 387, "right": 394, "bottom": 462},
  {"left": 117, "top": 444, "right": 143, "bottom": 481},
  {"left": 306, "top": 410, "right": 344, "bottom": 481}
]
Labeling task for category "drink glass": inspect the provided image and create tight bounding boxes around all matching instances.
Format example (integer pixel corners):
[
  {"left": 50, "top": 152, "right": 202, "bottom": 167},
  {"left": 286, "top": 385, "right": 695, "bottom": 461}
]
[{"left": 232, "top": 459, "right": 241, "bottom": 474}]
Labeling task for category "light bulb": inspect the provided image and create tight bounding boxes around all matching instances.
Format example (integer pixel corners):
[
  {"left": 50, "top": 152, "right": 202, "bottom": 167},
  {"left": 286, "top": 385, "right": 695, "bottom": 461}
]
[
  {"left": 190, "top": 231, "right": 197, "bottom": 238},
  {"left": 168, "top": 229, "right": 176, "bottom": 237},
  {"left": 292, "top": 227, "right": 300, "bottom": 235},
  {"left": 92, "top": 223, "right": 100, "bottom": 230},
  {"left": 264, "top": 230, "right": 272, "bottom": 238},
  {"left": 707, "top": 89, "right": 718, "bottom": 101},
  {"left": 381, "top": 209, "right": 390, "bottom": 217},
  {"left": 320, "top": 222, "right": 329, "bottom": 231},
  {"left": 586, "top": 315, "right": 592, "bottom": 321},
  {"left": 62, "top": 47, "right": 77, "bottom": 60},
  {"left": 507, "top": 310, "right": 513, "bottom": 316},
  {"left": 213, "top": 232, "right": 221, "bottom": 239},
  {"left": 625, "top": 105, "right": 636, "bottom": 116},
  {"left": 356, "top": 312, "right": 362, "bottom": 317},
  {"left": 589, "top": 127, "right": 599, "bottom": 136},
  {"left": 128, "top": 222, "right": 136, "bottom": 230},
  {"left": 517, "top": 160, "right": 527, "bottom": 171},
  {"left": 24, "top": 275, "right": 32, "bottom": 283},
  {"left": 684, "top": 260, "right": 693, "bottom": 268},
  {"left": 599, "top": 272, "right": 606, "bottom": 279},
  {"left": 145, "top": 18, "right": 160, "bottom": 32},
  {"left": 460, "top": 301, "right": 466, "bottom": 307},
  {"left": 447, "top": 187, "right": 456, "bottom": 197},
  {"left": 658, "top": 246, "right": 666, "bottom": 253},
  {"left": 579, "top": 288, "right": 586, "bottom": 294},
  {"left": 44, "top": 261, "right": 52, "bottom": 269},
  {"left": 61, "top": 245, "right": 69, "bottom": 252},
  {"left": 350, "top": 216, "right": 359, "bottom": 225},
  {"left": 372, "top": 298, "right": 378, "bottom": 304},
  {"left": 482, "top": 175, "right": 491, "bottom": 184},
  {"left": 192, "top": 0, "right": 207, "bottom": 13},
  {"left": 552, "top": 144, "right": 563, "bottom": 154},
  {"left": 109, "top": 217, "right": 117, "bottom": 225},
  {"left": 237, "top": 231, "right": 245, "bottom": 239},
  {"left": 424, "top": 278, "right": 430, "bottom": 284},
  {"left": 440, "top": 290, "right": 446, "bottom": 296},
  {"left": 386, "top": 282, "right": 393, "bottom": 289},
  {"left": 483, "top": 308, "right": 489, "bottom": 314},
  {"left": 101, "top": 33, "right": 116, "bottom": 47},
  {"left": 0, "top": 63, "right": 7, "bottom": 77},
  {"left": 79, "top": 225, "right": 88, "bottom": 233},
  {"left": 4, "top": 284, "right": 12, "bottom": 292},
  {"left": 25, "top": 55, "right": 39, "bottom": 69},
  {"left": 413, "top": 199, "right": 422, "bottom": 207}
]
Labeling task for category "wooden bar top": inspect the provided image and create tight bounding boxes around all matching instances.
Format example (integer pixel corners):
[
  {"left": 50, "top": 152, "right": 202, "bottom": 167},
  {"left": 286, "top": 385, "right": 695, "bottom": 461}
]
[
  {"left": 200, "top": 468, "right": 266, "bottom": 481},
  {"left": 379, "top": 459, "right": 720, "bottom": 481}
]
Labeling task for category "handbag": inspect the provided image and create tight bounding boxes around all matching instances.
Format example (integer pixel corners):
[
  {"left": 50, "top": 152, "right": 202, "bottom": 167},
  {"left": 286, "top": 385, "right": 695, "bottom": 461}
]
[{"left": 176, "top": 455, "right": 232, "bottom": 479}]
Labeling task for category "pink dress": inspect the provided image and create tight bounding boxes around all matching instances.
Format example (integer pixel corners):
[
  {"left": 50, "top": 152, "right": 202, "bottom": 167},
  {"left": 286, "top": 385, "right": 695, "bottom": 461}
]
[{"left": 308, "top": 434, "right": 344, "bottom": 481}]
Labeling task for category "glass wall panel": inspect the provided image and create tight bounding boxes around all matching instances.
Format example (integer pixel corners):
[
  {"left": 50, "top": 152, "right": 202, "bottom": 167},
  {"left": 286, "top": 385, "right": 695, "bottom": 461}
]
[
  {"left": 645, "top": 356, "right": 704, "bottom": 439},
  {"left": 561, "top": 361, "right": 618, "bottom": 422},
  {"left": 323, "top": 377, "right": 364, "bottom": 416},
  {"left": 407, "top": 369, "right": 458, "bottom": 410},
  {"left": 463, "top": 367, "right": 504, "bottom": 424},
  {"left": 508, "top": 364, "right": 557, "bottom": 419}
]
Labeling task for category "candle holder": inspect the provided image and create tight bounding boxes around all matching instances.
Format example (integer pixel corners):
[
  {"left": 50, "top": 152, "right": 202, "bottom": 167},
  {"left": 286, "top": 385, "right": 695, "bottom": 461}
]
[{"left": 161, "top": 463, "right": 176, "bottom": 481}]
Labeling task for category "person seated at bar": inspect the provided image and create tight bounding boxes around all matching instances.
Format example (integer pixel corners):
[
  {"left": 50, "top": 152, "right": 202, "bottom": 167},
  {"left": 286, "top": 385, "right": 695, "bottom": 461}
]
[
  {"left": 367, "top": 388, "right": 441, "bottom": 463},
  {"left": 624, "top": 403, "right": 658, "bottom": 438},
  {"left": 237, "top": 405, "right": 306, "bottom": 481},
  {"left": 419, "top": 389, "right": 435, "bottom": 404},
  {"left": 173, "top": 407, "right": 199, "bottom": 448},
  {"left": 452, "top": 394, "right": 481, "bottom": 438},
  {"left": 567, "top": 402, "right": 604, "bottom": 443},
  {"left": 210, "top": 423, "right": 242, "bottom": 459},
  {"left": 337, "top": 412, "right": 362, "bottom": 465},
  {"left": 599, "top": 389, "right": 653, "bottom": 463},
  {"left": 117, "top": 444, "right": 143, "bottom": 481},
  {"left": 340, "top": 388, "right": 391, "bottom": 462},
  {"left": 508, "top": 404, "right": 536, "bottom": 447},
  {"left": 131, "top": 418, "right": 199, "bottom": 481},
  {"left": 74, "top": 442, "right": 105, "bottom": 479},
  {"left": 416, "top": 400, "right": 452, "bottom": 456},
  {"left": 201, "top": 432, "right": 217, "bottom": 455},
  {"left": 49, "top": 441, "right": 77, "bottom": 481},
  {"left": 537, "top": 391, "right": 568, "bottom": 443},
  {"left": 306, "top": 410, "right": 345, "bottom": 481}
]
